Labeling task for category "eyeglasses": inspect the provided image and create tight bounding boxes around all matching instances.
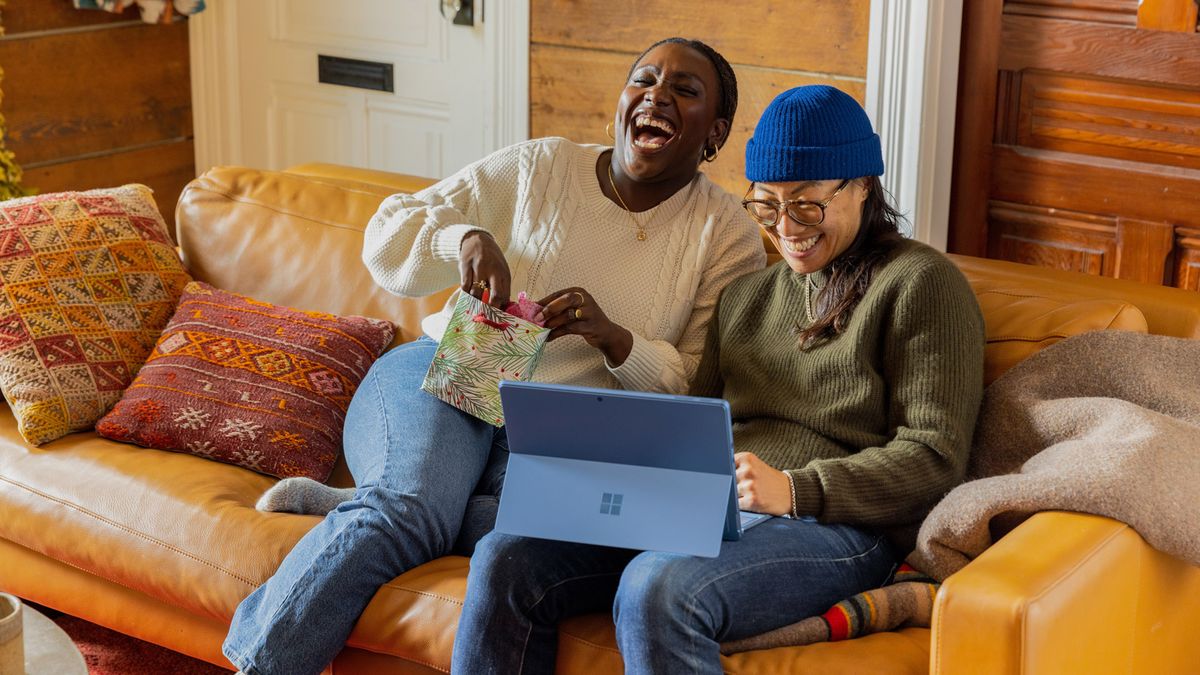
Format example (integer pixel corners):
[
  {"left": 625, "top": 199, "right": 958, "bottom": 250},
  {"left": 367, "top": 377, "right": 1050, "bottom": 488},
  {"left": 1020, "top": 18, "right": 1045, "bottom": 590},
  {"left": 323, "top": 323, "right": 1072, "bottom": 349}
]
[{"left": 741, "top": 179, "right": 851, "bottom": 228}]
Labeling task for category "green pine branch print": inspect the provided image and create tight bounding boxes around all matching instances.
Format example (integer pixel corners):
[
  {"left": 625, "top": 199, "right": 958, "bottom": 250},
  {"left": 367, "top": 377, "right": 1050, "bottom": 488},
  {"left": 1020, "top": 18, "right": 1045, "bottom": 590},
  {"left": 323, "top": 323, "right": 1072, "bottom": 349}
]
[
  {"left": 481, "top": 333, "right": 548, "bottom": 379},
  {"left": 444, "top": 379, "right": 494, "bottom": 421},
  {"left": 420, "top": 291, "right": 548, "bottom": 426},
  {"left": 442, "top": 356, "right": 494, "bottom": 389}
]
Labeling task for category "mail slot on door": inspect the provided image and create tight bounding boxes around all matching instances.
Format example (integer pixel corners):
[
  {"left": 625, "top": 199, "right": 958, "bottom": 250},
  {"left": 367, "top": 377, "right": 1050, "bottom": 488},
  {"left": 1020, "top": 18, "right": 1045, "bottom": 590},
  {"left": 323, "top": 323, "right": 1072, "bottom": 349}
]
[{"left": 317, "top": 55, "right": 394, "bottom": 93}]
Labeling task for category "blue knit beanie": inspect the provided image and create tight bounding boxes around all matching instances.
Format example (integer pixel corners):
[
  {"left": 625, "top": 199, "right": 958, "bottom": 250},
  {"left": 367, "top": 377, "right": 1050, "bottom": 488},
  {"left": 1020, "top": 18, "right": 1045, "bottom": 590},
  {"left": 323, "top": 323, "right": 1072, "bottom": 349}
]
[{"left": 745, "top": 85, "right": 884, "bottom": 182}]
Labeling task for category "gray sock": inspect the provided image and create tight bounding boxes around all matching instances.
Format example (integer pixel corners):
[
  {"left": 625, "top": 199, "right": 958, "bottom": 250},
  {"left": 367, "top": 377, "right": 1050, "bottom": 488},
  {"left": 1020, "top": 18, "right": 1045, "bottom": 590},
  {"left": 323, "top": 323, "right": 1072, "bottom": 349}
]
[{"left": 255, "top": 477, "right": 355, "bottom": 515}]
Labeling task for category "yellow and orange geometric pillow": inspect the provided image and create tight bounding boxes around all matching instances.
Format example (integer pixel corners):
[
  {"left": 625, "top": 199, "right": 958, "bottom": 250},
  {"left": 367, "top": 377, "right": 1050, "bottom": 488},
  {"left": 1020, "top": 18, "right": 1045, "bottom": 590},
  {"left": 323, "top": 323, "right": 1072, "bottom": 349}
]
[
  {"left": 96, "top": 282, "right": 395, "bottom": 480},
  {"left": 0, "top": 185, "right": 191, "bottom": 445}
]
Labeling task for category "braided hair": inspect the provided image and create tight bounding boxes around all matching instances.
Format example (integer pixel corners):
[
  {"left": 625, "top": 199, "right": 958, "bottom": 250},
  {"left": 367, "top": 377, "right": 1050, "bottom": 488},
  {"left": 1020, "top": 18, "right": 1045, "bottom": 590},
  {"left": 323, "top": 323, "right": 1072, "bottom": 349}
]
[{"left": 627, "top": 37, "right": 739, "bottom": 149}]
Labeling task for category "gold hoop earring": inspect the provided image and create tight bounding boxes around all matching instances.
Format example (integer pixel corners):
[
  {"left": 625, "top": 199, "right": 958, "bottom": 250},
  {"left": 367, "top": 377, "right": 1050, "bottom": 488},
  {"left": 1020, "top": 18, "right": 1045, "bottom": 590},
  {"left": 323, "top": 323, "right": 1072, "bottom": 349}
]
[
  {"left": 703, "top": 145, "right": 719, "bottom": 162},
  {"left": 605, "top": 122, "right": 615, "bottom": 141}
]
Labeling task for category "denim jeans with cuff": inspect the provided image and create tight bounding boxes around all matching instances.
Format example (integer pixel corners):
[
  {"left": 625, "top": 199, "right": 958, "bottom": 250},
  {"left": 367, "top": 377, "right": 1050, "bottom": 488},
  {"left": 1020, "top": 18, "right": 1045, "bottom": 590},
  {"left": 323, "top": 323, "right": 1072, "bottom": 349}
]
[
  {"left": 223, "top": 337, "right": 507, "bottom": 675},
  {"left": 452, "top": 516, "right": 896, "bottom": 675}
]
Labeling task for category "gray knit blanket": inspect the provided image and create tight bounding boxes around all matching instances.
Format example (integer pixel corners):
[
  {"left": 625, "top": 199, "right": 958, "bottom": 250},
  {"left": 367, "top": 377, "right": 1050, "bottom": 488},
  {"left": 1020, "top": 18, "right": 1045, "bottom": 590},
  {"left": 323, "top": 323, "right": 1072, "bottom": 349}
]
[
  {"left": 723, "top": 330, "right": 1200, "bottom": 654},
  {"left": 910, "top": 329, "right": 1200, "bottom": 581}
]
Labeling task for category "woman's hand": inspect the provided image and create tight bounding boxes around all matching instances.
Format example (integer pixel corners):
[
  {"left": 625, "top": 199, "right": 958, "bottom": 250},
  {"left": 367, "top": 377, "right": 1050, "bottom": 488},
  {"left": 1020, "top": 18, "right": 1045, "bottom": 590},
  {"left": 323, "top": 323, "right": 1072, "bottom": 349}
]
[
  {"left": 460, "top": 230, "right": 511, "bottom": 307},
  {"left": 735, "top": 452, "right": 793, "bottom": 516},
  {"left": 536, "top": 287, "right": 634, "bottom": 366}
]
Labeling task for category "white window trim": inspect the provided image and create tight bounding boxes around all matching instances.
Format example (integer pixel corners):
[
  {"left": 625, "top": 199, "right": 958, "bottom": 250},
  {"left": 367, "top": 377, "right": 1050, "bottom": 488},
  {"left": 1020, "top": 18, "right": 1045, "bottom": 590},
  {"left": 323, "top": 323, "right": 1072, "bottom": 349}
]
[
  {"left": 482, "top": 0, "right": 530, "bottom": 152},
  {"left": 190, "top": 0, "right": 531, "bottom": 174},
  {"left": 865, "top": 0, "right": 964, "bottom": 250},
  {"left": 189, "top": 0, "right": 244, "bottom": 173}
]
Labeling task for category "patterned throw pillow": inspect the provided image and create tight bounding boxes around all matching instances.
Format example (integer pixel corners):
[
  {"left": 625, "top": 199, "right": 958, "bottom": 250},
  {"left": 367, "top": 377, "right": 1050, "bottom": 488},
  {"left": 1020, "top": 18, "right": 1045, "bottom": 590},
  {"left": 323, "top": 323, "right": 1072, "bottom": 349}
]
[
  {"left": 95, "top": 282, "right": 395, "bottom": 481},
  {"left": 0, "top": 184, "right": 191, "bottom": 445}
]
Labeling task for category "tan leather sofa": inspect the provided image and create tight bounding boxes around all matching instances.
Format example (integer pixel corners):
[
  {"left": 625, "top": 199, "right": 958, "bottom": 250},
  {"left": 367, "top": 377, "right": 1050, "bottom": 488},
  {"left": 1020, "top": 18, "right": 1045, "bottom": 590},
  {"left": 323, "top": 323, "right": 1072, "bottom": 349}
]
[{"left": 2, "top": 164, "right": 1198, "bottom": 674}]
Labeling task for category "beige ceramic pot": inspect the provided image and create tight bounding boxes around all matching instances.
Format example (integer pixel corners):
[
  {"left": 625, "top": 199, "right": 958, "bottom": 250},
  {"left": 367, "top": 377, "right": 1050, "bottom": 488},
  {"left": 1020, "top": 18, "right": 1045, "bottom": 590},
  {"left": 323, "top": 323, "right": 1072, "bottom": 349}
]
[{"left": 0, "top": 593, "right": 23, "bottom": 675}]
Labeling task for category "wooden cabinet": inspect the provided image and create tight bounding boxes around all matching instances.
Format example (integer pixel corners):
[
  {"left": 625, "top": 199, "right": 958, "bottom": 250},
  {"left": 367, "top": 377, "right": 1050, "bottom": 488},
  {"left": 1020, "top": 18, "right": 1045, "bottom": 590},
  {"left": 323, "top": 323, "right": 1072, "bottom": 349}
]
[{"left": 949, "top": 0, "right": 1200, "bottom": 292}]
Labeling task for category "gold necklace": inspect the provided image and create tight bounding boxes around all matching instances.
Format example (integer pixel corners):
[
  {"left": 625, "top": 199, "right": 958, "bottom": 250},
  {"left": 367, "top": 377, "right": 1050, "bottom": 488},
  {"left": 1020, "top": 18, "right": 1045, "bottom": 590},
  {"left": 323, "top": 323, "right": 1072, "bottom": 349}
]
[{"left": 606, "top": 162, "right": 648, "bottom": 241}]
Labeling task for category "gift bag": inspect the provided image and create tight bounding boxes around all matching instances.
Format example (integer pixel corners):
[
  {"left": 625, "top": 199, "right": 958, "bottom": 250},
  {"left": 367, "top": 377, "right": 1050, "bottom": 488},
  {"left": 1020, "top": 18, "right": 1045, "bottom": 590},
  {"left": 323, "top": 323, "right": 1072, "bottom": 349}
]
[{"left": 421, "top": 291, "right": 550, "bottom": 426}]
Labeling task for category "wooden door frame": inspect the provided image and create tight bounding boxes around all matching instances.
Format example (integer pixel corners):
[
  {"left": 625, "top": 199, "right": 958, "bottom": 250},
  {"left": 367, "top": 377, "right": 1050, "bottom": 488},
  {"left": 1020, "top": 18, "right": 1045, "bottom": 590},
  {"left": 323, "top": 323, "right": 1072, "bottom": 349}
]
[
  {"left": 945, "top": 0, "right": 1002, "bottom": 258},
  {"left": 866, "top": 0, "right": 965, "bottom": 250},
  {"left": 188, "top": 0, "right": 531, "bottom": 175}
]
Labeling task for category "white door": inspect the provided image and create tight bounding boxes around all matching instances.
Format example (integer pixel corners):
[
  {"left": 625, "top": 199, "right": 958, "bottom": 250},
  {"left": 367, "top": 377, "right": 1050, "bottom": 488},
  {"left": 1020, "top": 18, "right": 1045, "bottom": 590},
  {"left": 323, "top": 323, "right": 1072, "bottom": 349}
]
[{"left": 190, "top": 1, "right": 529, "bottom": 180}]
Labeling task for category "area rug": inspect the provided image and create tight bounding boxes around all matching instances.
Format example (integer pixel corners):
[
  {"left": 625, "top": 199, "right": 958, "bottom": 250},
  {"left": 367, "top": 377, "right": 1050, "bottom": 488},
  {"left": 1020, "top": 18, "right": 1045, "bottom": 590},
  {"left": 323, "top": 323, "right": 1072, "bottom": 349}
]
[{"left": 50, "top": 612, "right": 229, "bottom": 674}]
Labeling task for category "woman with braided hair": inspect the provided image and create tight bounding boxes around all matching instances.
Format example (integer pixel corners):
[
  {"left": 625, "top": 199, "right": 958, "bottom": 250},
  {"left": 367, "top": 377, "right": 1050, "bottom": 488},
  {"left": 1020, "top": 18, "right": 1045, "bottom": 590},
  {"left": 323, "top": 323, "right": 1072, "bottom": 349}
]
[{"left": 222, "top": 37, "right": 765, "bottom": 675}]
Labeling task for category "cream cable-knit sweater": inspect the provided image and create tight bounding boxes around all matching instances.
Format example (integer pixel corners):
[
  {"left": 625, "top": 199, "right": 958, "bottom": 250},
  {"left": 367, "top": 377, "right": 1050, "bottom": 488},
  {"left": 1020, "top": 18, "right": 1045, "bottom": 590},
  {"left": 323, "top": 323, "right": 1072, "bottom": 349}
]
[{"left": 363, "top": 137, "right": 766, "bottom": 393}]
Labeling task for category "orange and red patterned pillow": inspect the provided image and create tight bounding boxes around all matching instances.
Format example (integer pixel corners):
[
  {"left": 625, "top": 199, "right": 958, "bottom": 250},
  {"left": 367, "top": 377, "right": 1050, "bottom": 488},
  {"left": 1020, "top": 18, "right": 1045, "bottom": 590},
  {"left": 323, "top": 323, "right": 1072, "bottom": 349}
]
[
  {"left": 95, "top": 281, "right": 395, "bottom": 480},
  {"left": 0, "top": 185, "right": 191, "bottom": 445}
]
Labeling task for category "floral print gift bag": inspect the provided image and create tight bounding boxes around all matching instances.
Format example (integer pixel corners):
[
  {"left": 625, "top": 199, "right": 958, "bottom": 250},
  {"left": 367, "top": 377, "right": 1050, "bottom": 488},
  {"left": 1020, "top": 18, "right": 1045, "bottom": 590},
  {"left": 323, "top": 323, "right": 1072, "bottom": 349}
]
[{"left": 421, "top": 292, "right": 550, "bottom": 426}]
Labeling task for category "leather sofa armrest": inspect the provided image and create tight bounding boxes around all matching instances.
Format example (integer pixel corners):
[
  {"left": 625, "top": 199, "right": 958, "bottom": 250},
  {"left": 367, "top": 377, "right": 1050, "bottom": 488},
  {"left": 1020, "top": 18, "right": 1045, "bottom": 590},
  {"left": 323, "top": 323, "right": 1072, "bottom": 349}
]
[{"left": 931, "top": 511, "right": 1200, "bottom": 674}]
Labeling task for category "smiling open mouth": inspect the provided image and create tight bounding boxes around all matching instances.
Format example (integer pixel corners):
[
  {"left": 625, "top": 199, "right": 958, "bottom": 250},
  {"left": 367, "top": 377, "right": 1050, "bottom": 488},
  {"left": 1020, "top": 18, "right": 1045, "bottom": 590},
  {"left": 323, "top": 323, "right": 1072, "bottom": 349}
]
[
  {"left": 632, "top": 113, "right": 677, "bottom": 150},
  {"left": 783, "top": 234, "right": 821, "bottom": 253}
]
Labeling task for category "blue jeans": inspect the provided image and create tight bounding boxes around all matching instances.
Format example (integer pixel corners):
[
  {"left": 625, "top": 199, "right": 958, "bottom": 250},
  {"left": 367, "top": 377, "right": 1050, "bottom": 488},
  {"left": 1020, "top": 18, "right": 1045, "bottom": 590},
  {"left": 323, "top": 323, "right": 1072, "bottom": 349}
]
[
  {"left": 452, "top": 517, "right": 896, "bottom": 675},
  {"left": 223, "top": 337, "right": 508, "bottom": 675}
]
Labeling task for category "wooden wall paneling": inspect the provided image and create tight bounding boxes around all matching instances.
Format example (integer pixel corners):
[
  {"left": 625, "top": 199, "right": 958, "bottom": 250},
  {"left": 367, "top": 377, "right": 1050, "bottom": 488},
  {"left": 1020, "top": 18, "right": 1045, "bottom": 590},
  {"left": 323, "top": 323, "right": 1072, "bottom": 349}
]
[
  {"left": 1, "top": 0, "right": 140, "bottom": 35},
  {"left": 1003, "top": 0, "right": 1138, "bottom": 26},
  {"left": 21, "top": 142, "right": 195, "bottom": 236},
  {"left": 990, "top": 146, "right": 1200, "bottom": 232},
  {"left": 1175, "top": 228, "right": 1200, "bottom": 290},
  {"left": 994, "top": 70, "right": 1023, "bottom": 145},
  {"left": 530, "top": 0, "right": 870, "bottom": 77},
  {"left": 529, "top": 46, "right": 624, "bottom": 148},
  {"left": 529, "top": 44, "right": 866, "bottom": 196},
  {"left": 987, "top": 200, "right": 1116, "bottom": 275},
  {"left": 709, "top": 72, "right": 865, "bottom": 194},
  {"left": 1136, "top": 0, "right": 1199, "bottom": 32},
  {"left": 0, "top": 2, "right": 193, "bottom": 232},
  {"left": 952, "top": 0, "right": 1200, "bottom": 290},
  {"left": 1114, "top": 218, "right": 1176, "bottom": 284},
  {"left": 1015, "top": 71, "right": 1200, "bottom": 170},
  {"left": 0, "top": 22, "right": 192, "bottom": 166},
  {"left": 948, "top": 0, "right": 1005, "bottom": 256},
  {"left": 1000, "top": 15, "right": 1200, "bottom": 89}
]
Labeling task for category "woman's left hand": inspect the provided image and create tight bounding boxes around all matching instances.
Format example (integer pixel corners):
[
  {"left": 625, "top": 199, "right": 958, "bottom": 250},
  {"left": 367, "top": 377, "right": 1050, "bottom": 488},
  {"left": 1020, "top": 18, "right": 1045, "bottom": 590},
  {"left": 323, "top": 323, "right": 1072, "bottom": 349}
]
[
  {"left": 735, "top": 452, "right": 793, "bottom": 516},
  {"left": 536, "top": 287, "right": 634, "bottom": 366}
]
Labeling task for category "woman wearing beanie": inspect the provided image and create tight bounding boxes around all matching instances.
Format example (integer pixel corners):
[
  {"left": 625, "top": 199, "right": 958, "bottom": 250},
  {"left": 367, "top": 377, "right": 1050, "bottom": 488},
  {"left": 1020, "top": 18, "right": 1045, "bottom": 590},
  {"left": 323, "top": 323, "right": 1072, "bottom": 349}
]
[{"left": 453, "top": 85, "right": 985, "bottom": 674}]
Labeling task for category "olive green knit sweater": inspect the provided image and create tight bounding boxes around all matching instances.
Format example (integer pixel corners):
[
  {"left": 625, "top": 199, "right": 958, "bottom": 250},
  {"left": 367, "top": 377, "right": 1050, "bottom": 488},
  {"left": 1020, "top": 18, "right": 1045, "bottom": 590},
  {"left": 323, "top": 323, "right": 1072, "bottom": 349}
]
[{"left": 690, "top": 239, "right": 985, "bottom": 547}]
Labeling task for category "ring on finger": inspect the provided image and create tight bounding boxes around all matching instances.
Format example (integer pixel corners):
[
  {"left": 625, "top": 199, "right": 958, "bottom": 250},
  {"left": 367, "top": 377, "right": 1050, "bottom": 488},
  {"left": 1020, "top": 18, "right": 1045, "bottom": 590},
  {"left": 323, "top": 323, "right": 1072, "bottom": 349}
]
[
  {"left": 473, "top": 280, "right": 489, "bottom": 290},
  {"left": 571, "top": 291, "right": 585, "bottom": 306},
  {"left": 574, "top": 308, "right": 584, "bottom": 320}
]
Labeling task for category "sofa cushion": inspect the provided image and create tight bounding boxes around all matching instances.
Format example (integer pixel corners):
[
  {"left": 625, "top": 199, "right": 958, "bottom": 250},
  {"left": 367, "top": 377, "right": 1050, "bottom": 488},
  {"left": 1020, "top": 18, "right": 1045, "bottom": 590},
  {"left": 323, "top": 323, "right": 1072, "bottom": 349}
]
[
  {"left": 176, "top": 168, "right": 453, "bottom": 347},
  {"left": 0, "top": 185, "right": 191, "bottom": 445},
  {"left": 0, "top": 407, "right": 464, "bottom": 663},
  {"left": 284, "top": 162, "right": 437, "bottom": 196},
  {"left": 93, "top": 281, "right": 395, "bottom": 480},
  {"left": 0, "top": 408, "right": 291, "bottom": 622},
  {"left": 0, "top": 407, "right": 932, "bottom": 674},
  {"left": 973, "top": 288, "right": 1148, "bottom": 384},
  {"left": 950, "top": 253, "right": 1200, "bottom": 341},
  {"left": 556, "top": 614, "right": 929, "bottom": 674}
]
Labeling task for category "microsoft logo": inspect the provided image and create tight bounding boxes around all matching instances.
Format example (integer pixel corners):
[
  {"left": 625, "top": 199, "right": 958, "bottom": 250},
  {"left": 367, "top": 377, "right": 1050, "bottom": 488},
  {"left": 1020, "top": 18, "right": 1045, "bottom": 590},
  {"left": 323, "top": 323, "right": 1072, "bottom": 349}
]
[{"left": 600, "top": 492, "right": 623, "bottom": 516}]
